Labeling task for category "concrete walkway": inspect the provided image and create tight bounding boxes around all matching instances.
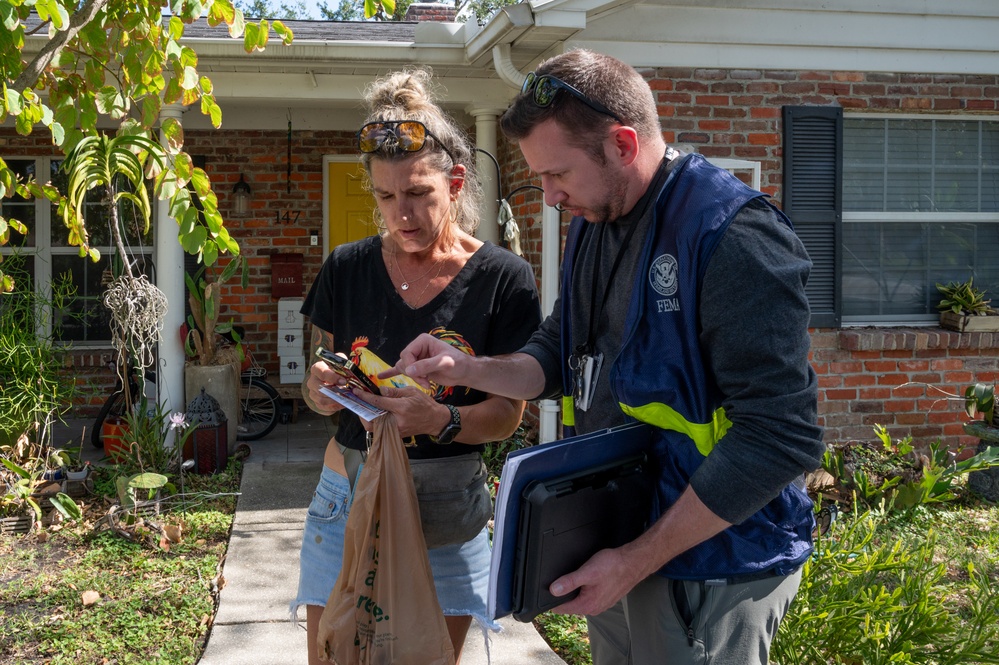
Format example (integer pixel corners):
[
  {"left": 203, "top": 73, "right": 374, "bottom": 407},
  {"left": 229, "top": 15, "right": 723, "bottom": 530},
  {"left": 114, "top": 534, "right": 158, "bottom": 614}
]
[{"left": 141, "top": 409, "right": 568, "bottom": 665}]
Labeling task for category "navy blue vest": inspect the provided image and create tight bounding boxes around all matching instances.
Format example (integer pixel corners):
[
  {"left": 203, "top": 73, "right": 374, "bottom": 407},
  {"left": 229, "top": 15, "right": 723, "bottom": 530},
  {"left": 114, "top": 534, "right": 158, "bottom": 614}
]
[{"left": 560, "top": 155, "right": 814, "bottom": 580}]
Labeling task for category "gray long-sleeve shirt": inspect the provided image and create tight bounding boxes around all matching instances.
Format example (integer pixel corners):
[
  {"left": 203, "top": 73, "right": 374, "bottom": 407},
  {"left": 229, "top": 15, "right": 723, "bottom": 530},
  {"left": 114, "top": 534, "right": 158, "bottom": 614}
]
[{"left": 520, "top": 157, "right": 825, "bottom": 525}]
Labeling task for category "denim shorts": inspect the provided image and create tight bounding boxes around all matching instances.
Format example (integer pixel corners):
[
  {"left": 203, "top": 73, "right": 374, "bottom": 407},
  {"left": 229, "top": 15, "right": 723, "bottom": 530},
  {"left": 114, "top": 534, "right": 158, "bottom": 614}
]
[{"left": 292, "top": 464, "right": 498, "bottom": 630}]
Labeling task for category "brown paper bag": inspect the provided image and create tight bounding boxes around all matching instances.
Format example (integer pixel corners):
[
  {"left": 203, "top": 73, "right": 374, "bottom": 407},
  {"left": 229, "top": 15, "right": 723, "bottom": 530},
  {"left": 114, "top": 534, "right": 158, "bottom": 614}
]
[{"left": 317, "top": 414, "right": 456, "bottom": 665}]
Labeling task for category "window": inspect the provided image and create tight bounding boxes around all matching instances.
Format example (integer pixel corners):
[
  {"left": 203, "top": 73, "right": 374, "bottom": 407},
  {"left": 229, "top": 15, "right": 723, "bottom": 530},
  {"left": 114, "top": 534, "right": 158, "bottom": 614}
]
[
  {"left": 842, "top": 117, "right": 999, "bottom": 322},
  {"left": 0, "top": 157, "right": 154, "bottom": 344},
  {"left": 783, "top": 108, "right": 999, "bottom": 326}
]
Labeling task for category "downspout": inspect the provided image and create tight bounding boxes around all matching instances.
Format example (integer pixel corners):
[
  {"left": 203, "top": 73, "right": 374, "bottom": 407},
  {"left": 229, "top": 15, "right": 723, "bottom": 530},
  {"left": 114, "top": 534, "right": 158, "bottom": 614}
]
[
  {"left": 492, "top": 43, "right": 527, "bottom": 89},
  {"left": 492, "top": 43, "right": 560, "bottom": 444}
]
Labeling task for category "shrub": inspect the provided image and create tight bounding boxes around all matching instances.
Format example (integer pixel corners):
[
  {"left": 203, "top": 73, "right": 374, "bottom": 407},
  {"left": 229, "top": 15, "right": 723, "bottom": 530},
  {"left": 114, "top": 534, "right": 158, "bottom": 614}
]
[{"left": 772, "top": 509, "right": 999, "bottom": 665}]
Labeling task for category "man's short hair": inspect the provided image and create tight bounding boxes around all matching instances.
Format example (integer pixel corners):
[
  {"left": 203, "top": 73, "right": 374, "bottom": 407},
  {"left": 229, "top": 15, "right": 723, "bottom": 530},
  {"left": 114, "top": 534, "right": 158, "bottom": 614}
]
[{"left": 499, "top": 49, "right": 661, "bottom": 161}]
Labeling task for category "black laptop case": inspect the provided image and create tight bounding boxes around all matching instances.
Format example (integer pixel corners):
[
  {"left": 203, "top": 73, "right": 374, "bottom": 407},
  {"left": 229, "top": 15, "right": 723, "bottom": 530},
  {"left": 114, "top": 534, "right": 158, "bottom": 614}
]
[{"left": 511, "top": 453, "right": 652, "bottom": 622}]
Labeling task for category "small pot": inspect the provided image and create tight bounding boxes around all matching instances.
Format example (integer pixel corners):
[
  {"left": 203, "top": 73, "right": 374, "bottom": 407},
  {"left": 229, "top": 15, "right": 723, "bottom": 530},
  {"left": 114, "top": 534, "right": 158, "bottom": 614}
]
[{"left": 65, "top": 467, "right": 91, "bottom": 482}]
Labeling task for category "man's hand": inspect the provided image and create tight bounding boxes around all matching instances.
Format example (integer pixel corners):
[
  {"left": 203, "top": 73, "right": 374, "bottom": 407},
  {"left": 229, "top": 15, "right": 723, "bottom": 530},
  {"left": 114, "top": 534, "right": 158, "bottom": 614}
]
[
  {"left": 546, "top": 547, "right": 646, "bottom": 617},
  {"left": 380, "top": 333, "right": 470, "bottom": 389}
]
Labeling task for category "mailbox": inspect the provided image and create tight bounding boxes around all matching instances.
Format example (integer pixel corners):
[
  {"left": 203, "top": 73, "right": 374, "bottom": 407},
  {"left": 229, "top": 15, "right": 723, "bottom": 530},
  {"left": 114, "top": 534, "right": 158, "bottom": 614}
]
[{"left": 271, "top": 253, "right": 304, "bottom": 298}]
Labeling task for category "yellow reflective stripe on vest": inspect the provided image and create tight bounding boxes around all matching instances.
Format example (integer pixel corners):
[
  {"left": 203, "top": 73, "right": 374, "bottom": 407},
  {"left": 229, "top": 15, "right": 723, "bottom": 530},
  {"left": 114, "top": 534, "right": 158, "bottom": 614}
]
[
  {"left": 619, "top": 402, "right": 731, "bottom": 457},
  {"left": 562, "top": 395, "right": 576, "bottom": 427}
]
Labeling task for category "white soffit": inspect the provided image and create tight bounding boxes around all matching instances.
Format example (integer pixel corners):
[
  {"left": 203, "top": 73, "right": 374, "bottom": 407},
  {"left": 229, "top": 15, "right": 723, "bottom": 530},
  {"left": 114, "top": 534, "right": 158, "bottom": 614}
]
[{"left": 572, "top": 2, "right": 999, "bottom": 75}]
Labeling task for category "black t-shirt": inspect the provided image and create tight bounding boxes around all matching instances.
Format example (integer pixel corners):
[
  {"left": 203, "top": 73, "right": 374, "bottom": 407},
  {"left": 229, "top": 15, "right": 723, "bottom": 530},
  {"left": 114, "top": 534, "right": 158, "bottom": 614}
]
[{"left": 302, "top": 235, "right": 543, "bottom": 459}]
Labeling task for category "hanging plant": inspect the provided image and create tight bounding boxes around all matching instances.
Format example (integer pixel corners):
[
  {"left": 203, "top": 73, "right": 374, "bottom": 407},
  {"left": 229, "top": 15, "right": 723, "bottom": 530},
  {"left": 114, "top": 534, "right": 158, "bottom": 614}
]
[{"left": 61, "top": 131, "right": 169, "bottom": 408}]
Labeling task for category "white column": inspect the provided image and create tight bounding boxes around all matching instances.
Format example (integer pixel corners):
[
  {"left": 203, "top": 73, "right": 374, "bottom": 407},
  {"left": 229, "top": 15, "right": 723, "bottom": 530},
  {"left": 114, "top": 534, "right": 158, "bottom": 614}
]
[
  {"left": 155, "top": 104, "right": 186, "bottom": 416},
  {"left": 539, "top": 204, "right": 562, "bottom": 443},
  {"left": 467, "top": 108, "right": 502, "bottom": 244}
]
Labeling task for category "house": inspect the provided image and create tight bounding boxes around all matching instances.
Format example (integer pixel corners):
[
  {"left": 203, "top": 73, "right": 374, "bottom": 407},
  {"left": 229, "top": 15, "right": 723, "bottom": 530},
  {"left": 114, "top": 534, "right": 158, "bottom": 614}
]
[{"left": 4, "top": 0, "right": 997, "bottom": 450}]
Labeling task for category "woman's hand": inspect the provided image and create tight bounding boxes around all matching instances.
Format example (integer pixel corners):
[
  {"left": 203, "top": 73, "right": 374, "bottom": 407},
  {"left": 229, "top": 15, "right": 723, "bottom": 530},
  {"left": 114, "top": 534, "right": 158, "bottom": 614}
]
[
  {"left": 303, "top": 360, "right": 348, "bottom": 417},
  {"left": 355, "top": 386, "right": 449, "bottom": 439}
]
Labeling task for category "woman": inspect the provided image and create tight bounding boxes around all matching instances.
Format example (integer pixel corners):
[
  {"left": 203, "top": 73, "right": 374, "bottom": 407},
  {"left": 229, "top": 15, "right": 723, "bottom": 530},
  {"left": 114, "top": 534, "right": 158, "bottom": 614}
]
[{"left": 294, "top": 68, "right": 542, "bottom": 664}]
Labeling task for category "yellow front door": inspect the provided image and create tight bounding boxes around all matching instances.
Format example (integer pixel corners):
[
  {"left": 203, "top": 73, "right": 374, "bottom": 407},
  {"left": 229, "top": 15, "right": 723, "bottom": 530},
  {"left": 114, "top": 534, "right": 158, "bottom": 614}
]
[{"left": 327, "top": 160, "right": 378, "bottom": 254}]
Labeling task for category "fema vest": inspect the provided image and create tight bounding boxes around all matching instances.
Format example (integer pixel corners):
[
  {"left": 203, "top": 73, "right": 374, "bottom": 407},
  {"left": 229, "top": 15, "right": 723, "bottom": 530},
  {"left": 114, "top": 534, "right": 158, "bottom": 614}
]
[{"left": 559, "top": 154, "right": 814, "bottom": 580}]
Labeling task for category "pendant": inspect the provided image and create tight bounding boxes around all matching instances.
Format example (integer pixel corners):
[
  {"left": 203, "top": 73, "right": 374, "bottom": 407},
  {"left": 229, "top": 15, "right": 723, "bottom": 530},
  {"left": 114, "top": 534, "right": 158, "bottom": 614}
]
[{"left": 401, "top": 282, "right": 410, "bottom": 291}]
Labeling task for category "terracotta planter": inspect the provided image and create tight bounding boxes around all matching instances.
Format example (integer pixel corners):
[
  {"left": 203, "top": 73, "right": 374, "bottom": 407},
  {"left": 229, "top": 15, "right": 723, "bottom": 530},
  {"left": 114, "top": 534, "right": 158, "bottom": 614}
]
[{"left": 102, "top": 416, "right": 130, "bottom": 462}]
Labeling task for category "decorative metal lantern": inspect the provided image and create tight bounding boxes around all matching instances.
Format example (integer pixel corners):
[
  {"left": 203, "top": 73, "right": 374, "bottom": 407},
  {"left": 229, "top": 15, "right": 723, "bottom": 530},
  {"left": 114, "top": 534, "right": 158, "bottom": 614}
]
[{"left": 184, "top": 388, "right": 229, "bottom": 475}]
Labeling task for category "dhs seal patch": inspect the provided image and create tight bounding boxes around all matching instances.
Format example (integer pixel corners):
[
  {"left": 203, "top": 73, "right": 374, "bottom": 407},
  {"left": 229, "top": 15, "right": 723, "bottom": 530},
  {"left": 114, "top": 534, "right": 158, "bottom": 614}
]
[{"left": 649, "top": 254, "right": 678, "bottom": 297}]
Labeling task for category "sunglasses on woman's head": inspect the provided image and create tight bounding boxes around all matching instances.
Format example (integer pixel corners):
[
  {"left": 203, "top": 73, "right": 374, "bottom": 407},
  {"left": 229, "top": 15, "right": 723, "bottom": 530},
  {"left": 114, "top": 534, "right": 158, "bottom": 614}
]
[
  {"left": 521, "top": 72, "right": 622, "bottom": 123},
  {"left": 356, "top": 120, "right": 455, "bottom": 163}
]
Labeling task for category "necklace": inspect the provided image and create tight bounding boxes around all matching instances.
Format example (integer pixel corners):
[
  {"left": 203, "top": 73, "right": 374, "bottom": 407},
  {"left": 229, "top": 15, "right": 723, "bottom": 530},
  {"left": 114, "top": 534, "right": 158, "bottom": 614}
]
[
  {"left": 407, "top": 259, "right": 449, "bottom": 308},
  {"left": 392, "top": 248, "right": 449, "bottom": 291}
]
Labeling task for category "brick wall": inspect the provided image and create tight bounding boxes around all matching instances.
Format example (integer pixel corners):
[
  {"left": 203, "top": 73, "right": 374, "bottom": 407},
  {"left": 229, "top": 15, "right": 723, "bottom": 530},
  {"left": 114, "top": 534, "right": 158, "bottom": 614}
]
[{"left": 184, "top": 129, "right": 356, "bottom": 381}]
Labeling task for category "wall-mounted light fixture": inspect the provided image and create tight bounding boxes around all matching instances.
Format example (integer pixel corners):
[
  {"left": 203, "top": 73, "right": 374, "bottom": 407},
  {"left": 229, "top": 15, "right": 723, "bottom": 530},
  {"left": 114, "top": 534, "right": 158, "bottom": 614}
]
[{"left": 232, "top": 174, "right": 252, "bottom": 215}]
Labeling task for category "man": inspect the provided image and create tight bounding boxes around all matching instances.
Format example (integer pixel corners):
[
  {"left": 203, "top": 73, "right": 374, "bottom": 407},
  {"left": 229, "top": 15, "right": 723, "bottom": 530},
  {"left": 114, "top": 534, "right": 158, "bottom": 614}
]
[{"left": 389, "top": 49, "right": 825, "bottom": 665}]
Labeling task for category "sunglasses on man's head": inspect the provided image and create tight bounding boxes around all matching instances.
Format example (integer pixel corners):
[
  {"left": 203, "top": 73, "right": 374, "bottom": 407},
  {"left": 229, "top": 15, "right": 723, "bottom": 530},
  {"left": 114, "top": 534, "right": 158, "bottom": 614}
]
[
  {"left": 521, "top": 72, "right": 622, "bottom": 123},
  {"left": 356, "top": 120, "right": 455, "bottom": 162}
]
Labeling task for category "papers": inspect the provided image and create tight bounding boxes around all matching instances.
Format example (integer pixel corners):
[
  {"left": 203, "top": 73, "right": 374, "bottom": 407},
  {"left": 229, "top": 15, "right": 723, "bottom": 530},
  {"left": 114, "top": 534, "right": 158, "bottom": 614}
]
[
  {"left": 488, "top": 421, "right": 654, "bottom": 620},
  {"left": 319, "top": 385, "right": 386, "bottom": 422}
]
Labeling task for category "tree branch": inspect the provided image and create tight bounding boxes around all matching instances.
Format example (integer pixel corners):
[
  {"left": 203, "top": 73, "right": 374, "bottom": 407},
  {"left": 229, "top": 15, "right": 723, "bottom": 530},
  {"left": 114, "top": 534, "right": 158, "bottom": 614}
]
[{"left": 13, "top": 0, "right": 111, "bottom": 94}]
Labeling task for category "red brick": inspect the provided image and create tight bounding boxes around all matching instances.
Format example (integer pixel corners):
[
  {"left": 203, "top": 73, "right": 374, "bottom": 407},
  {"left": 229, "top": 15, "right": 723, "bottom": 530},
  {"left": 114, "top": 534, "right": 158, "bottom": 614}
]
[
  {"left": 747, "top": 133, "right": 780, "bottom": 146},
  {"left": 698, "top": 119, "right": 731, "bottom": 131},
  {"left": 833, "top": 72, "right": 864, "bottom": 82},
  {"left": 697, "top": 95, "right": 731, "bottom": 106}
]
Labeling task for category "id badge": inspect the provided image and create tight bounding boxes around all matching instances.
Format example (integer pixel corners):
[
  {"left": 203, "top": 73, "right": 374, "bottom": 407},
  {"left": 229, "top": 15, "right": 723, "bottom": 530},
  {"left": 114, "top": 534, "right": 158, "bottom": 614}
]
[{"left": 572, "top": 352, "right": 603, "bottom": 412}]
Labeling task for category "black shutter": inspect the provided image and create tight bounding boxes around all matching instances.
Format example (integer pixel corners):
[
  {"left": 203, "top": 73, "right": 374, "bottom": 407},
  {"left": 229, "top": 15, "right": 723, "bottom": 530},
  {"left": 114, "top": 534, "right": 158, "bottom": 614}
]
[{"left": 782, "top": 106, "right": 842, "bottom": 328}]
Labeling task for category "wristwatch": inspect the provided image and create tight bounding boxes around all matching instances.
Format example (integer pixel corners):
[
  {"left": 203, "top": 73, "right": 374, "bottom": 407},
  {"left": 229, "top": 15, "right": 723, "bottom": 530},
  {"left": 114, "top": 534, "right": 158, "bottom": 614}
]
[{"left": 432, "top": 404, "right": 462, "bottom": 445}]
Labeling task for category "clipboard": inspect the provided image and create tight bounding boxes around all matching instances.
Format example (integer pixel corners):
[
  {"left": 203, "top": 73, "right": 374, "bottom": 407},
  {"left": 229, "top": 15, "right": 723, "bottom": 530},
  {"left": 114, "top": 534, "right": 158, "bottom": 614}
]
[{"left": 510, "top": 452, "right": 652, "bottom": 622}]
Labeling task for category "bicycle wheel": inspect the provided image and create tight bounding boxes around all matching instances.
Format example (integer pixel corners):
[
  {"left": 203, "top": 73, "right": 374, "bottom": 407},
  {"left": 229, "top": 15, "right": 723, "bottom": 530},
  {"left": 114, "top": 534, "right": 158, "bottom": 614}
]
[
  {"left": 90, "top": 370, "right": 155, "bottom": 448},
  {"left": 91, "top": 389, "right": 129, "bottom": 448},
  {"left": 237, "top": 376, "right": 280, "bottom": 441}
]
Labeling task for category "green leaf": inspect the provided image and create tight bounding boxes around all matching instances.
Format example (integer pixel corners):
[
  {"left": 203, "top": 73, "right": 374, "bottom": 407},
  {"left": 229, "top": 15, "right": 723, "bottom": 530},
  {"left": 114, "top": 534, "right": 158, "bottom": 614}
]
[
  {"left": 49, "top": 492, "right": 83, "bottom": 520},
  {"left": 49, "top": 121, "right": 65, "bottom": 147},
  {"left": 180, "top": 65, "right": 199, "bottom": 90},
  {"left": 174, "top": 151, "right": 193, "bottom": 185},
  {"left": 161, "top": 116, "right": 184, "bottom": 153},
  {"left": 129, "top": 472, "right": 169, "bottom": 490},
  {"left": 181, "top": 224, "right": 208, "bottom": 254},
  {"left": 243, "top": 22, "right": 259, "bottom": 52},
  {"left": 364, "top": 0, "right": 377, "bottom": 18},
  {"left": 179, "top": 206, "right": 198, "bottom": 236},
  {"left": 4, "top": 87, "right": 22, "bottom": 114},
  {"left": 169, "top": 15, "right": 184, "bottom": 40},
  {"left": 190, "top": 168, "right": 212, "bottom": 198},
  {"left": 202, "top": 240, "right": 219, "bottom": 266},
  {"left": 382, "top": 0, "right": 396, "bottom": 16},
  {"left": 272, "top": 20, "right": 294, "bottom": 45},
  {"left": 201, "top": 94, "right": 222, "bottom": 128}
]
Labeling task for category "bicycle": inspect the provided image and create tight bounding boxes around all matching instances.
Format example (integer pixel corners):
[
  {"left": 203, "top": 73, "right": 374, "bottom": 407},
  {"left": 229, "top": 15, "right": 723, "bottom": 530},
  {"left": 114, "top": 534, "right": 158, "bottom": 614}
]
[{"left": 91, "top": 337, "right": 281, "bottom": 447}]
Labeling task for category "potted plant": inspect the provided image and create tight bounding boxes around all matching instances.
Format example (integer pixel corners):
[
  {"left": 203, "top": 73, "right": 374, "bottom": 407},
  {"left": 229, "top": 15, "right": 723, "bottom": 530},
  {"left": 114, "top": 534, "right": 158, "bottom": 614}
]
[
  {"left": 183, "top": 258, "right": 247, "bottom": 454},
  {"left": 936, "top": 278, "right": 999, "bottom": 332}
]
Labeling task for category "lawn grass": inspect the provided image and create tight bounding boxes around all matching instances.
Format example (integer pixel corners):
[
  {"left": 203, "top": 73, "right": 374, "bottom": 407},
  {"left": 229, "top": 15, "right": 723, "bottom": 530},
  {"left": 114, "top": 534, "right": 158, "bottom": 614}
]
[{"left": 0, "top": 462, "right": 240, "bottom": 665}]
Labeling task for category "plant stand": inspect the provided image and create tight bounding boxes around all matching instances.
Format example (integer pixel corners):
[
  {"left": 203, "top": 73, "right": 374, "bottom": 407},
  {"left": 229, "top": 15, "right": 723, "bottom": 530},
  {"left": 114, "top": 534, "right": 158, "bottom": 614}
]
[
  {"left": 964, "top": 422, "right": 999, "bottom": 503},
  {"left": 0, "top": 514, "right": 34, "bottom": 535}
]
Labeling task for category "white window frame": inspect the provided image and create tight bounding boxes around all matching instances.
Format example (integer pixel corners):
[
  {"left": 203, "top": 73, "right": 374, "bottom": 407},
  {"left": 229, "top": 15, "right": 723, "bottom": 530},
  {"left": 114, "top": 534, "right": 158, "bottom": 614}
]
[
  {"left": 1, "top": 155, "right": 154, "bottom": 346},
  {"left": 840, "top": 113, "right": 999, "bottom": 325},
  {"left": 707, "top": 157, "right": 762, "bottom": 191}
]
